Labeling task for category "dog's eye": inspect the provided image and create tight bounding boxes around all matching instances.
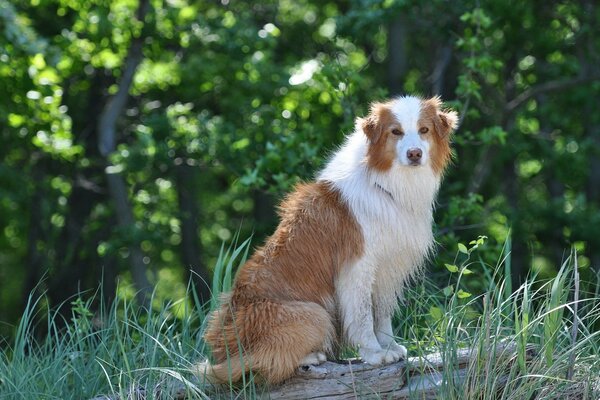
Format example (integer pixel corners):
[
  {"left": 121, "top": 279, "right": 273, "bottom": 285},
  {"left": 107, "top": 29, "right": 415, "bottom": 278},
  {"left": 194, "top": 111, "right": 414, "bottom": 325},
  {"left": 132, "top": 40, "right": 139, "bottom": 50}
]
[
  {"left": 419, "top": 127, "right": 429, "bottom": 134},
  {"left": 391, "top": 128, "right": 403, "bottom": 136}
]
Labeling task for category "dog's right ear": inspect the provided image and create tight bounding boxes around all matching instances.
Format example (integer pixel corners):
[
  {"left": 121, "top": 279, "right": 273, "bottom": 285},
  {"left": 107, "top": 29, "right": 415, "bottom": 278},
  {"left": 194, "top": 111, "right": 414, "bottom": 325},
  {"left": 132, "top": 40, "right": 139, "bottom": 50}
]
[
  {"left": 360, "top": 114, "right": 381, "bottom": 144},
  {"left": 360, "top": 104, "right": 387, "bottom": 144}
]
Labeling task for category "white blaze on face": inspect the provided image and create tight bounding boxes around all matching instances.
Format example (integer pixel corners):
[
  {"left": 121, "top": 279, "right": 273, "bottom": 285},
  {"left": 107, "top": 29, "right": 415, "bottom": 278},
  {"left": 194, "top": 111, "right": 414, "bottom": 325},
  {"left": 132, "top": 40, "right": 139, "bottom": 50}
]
[{"left": 390, "top": 97, "right": 429, "bottom": 166}]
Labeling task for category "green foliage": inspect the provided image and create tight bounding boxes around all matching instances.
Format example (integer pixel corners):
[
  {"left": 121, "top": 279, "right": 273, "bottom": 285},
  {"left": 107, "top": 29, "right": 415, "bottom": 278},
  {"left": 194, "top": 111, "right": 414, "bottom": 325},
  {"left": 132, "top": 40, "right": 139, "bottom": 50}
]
[
  {"left": 209, "top": 235, "right": 252, "bottom": 311},
  {"left": 1, "top": 238, "right": 599, "bottom": 399},
  {"left": 398, "top": 246, "right": 600, "bottom": 399},
  {"left": 1, "top": 288, "right": 209, "bottom": 399},
  {"left": 1, "top": 0, "right": 600, "bottom": 350},
  {"left": 543, "top": 257, "right": 571, "bottom": 367}
]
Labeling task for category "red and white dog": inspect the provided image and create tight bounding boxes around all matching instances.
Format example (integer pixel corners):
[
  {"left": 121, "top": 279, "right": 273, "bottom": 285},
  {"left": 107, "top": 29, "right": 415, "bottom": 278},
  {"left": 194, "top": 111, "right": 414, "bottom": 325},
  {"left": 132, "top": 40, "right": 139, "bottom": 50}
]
[{"left": 198, "top": 96, "right": 458, "bottom": 384}]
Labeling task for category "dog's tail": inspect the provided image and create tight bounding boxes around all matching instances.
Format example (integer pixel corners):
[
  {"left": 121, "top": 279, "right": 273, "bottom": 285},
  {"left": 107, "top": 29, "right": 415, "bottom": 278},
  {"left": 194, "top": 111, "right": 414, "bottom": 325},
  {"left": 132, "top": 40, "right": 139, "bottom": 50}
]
[
  {"left": 194, "top": 358, "right": 247, "bottom": 384},
  {"left": 197, "top": 300, "right": 334, "bottom": 385}
]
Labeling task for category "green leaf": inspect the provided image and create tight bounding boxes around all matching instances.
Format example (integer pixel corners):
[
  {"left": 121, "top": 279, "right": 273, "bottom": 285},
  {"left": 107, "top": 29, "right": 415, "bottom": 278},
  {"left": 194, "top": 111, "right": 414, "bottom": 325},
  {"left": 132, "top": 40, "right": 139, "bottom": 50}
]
[
  {"left": 445, "top": 263, "right": 459, "bottom": 273},
  {"left": 232, "top": 138, "right": 250, "bottom": 150},
  {"left": 443, "top": 285, "right": 454, "bottom": 297},
  {"left": 458, "top": 243, "right": 469, "bottom": 254},
  {"left": 457, "top": 290, "right": 472, "bottom": 299},
  {"left": 462, "top": 268, "right": 474, "bottom": 275},
  {"left": 8, "top": 113, "right": 25, "bottom": 127},
  {"left": 429, "top": 306, "right": 443, "bottom": 321}
]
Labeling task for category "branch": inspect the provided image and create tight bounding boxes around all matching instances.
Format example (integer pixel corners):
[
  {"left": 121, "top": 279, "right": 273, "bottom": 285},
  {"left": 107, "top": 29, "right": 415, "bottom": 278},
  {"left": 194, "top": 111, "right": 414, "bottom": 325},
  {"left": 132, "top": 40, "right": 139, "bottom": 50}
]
[{"left": 505, "top": 75, "right": 600, "bottom": 113}]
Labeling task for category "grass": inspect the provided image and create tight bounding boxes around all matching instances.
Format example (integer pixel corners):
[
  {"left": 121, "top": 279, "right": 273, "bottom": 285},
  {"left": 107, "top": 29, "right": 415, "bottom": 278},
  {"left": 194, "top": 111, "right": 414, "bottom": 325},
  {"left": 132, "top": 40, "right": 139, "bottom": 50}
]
[{"left": 0, "top": 238, "right": 599, "bottom": 399}]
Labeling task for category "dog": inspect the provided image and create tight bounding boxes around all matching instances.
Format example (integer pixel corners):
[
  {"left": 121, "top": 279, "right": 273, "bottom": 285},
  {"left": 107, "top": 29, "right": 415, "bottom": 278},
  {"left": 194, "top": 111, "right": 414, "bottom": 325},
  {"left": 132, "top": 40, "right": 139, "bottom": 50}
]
[{"left": 196, "top": 95, "right": 458, "bottom": 385}]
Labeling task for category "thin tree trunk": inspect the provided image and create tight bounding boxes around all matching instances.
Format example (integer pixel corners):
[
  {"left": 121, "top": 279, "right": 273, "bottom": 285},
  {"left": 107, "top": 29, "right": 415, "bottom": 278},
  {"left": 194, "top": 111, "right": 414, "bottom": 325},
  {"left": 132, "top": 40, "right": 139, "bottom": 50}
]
[
  {"left": 252, "top": 189, "right": 275, "bottom": 239},
  {"left": 581, "top": 0, "right": 600, "bottom": 273},
  {"left": 587, "top": 134, "right": 600, "bottom": 273},
  {"left": 101, "top": 255, "right": 118, "bottom": 309},
  {"left": 504, "top": 151, "right": 528, "bottom": 290},
  {"left": 175, "top": 162, "right": 211, "bottom": 305},
  {"left": 431, "top": 44, "right": 452, "bottom": 96},
  {"left": 97, "top": 0, "right": 151, "bottom": 306},
  {"left": 22, "top": 170, "right": 45, "bottom": 310},
  {"left": 538, "top": 94, "right": 566, "bottom": 266},
  {"left": 105, "top": 173, "right": 152, "bottom": 304},
  {"left": 387, "top": 15, "right": 408, "bottom": 96}
]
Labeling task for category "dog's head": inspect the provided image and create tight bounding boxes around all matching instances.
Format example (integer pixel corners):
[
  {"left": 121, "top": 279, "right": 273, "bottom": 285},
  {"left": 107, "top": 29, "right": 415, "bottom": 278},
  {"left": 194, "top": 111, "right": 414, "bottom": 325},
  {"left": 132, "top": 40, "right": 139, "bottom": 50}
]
[{"left": 360, "top": 96, "right": 458, "bottom": 175}]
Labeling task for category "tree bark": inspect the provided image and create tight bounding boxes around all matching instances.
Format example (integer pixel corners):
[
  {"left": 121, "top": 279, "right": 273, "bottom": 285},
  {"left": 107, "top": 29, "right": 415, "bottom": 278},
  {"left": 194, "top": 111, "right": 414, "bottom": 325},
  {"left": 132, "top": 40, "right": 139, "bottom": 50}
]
[
  {"left": 97, "top": 0, "right": 152, "bottom": 306},
  {"left": 22, "top": 169, "right": 46, "bottom": 311},
  {"left": 581, "top": 0, "right": 600, "bottom": 273},
  {"left": 387, "top": 14, "right": 408, "bottom": 96},
  {"left": 587, "top": 131, "right": 600, "bottom": 273},
  {"left": 175, "top": 162, "right": 211, "bottom": 305},
  {"left": 89, "top": 342, "right": 539, "bottom": 400},
  {"left": 252, "top": 189, "right": 275, "bottom": 238},
  {"left": 268, "top": 342, "right": 534, "bottom": 400},
  {"left": 431, "top": 44, "right": 453, "bottom": 96},
  {"left": 105, "top": 173, "right": 152, "bottom": 304}
]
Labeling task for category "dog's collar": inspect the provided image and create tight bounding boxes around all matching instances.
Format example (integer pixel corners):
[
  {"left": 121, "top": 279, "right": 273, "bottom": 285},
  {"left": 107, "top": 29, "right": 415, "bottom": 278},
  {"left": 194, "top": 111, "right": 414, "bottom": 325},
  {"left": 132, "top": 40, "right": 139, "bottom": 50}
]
[{"left": 374, "top": 182, "right": 394, "bottom": 201}]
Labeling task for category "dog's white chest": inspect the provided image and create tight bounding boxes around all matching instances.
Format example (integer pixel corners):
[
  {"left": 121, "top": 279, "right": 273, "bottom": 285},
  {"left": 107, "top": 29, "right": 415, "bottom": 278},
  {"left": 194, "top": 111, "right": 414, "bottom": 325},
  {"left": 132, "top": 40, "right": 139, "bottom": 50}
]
[
  {"left": 362, "top": 199, "right": 433, "bottom": 269},
  {"left": 349, "top": 167, "right": 438, "bottom": 313}
]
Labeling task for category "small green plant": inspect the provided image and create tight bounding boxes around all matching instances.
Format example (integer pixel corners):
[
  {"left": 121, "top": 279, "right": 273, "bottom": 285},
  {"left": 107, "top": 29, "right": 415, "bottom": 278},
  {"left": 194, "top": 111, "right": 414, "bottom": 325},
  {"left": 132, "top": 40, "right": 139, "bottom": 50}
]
[{"left": 209, "top": 233, "right": 252, "bottom": 311}]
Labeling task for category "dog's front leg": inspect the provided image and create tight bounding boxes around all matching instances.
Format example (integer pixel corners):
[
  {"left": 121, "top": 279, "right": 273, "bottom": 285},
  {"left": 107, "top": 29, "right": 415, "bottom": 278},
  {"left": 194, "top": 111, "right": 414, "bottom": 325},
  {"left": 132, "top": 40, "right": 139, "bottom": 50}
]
[
  {"left": 336, "top": 261, "right": 400, "bottom": 366},
  {"left": 374, "top": 311, "right": 407, "bottom": 360}
]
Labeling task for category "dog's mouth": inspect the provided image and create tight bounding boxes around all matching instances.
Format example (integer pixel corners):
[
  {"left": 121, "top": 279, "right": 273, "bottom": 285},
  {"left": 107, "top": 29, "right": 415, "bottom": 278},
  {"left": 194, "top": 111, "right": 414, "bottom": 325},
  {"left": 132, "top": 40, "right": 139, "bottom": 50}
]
[{"left": 404, "top": 159, "right": 423, "bottom": 167}]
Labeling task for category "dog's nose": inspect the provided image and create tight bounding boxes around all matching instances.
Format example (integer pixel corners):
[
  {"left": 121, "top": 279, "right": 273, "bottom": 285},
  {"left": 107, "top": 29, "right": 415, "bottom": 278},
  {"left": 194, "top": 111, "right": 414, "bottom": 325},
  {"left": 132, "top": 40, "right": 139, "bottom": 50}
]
[{"left": 407, "top": 148, "right": 422, "bottom": 163}]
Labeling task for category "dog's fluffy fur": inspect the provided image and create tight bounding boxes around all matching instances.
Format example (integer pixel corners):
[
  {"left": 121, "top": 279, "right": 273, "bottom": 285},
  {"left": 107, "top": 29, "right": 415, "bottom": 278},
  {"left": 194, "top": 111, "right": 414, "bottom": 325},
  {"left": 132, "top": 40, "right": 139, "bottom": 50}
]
[{"left": 196, "top": 96, "right": 458, "bottom": 384}]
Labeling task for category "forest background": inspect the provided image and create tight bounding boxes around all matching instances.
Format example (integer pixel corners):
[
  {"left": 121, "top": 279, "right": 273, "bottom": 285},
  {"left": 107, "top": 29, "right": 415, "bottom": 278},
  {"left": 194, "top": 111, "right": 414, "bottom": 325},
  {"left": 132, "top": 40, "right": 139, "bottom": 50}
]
[{"left": 1, "top": 0, "right": 599, "bottom": 340}]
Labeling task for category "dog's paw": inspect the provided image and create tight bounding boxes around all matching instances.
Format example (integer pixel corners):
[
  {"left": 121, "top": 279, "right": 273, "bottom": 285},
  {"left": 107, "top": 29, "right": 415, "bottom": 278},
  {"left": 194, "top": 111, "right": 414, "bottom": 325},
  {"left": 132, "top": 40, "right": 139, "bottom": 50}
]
[
  {"left": 299, "top": 351, "right": 327, "bottom": 366},
  {"left": 384, "top": 342, "right": 407, "bottom": 360},
  {"left": 359, "top": 347, "right": 402, "bottom": 366}
]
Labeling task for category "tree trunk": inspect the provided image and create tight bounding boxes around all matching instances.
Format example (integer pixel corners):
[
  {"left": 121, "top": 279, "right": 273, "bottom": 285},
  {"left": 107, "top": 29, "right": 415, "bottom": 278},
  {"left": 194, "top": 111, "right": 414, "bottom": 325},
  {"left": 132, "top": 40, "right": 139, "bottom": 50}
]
[
  {"left": 538, "top": 94, "right": 567, "bottom": 267},
  {"left": 252, "top": 189, "right": 276, "bottom": 242},
  {"left": 22, "top": 170, "right": 46, "bottom": 310},
  {"left": 581, "top": 0, "right": 600, "bottom": 273},
  {"left": 431, "top": 44, "right": 452, "bottom": 96},
  {"left": 97, "top": 0, "right": 152, "bottom": 306},
  {"left": 105, "top": 171, "right": 152, "bottom": 305},
  {"left": 175, "top": 162, "right": 211, "bottom": 306},
  {"left": 587, "top": 132, "right": 600, "bottom": 273},
  {"left": 503, "top": 155, "right": 528, "bottom": 290},
  {"left": 387, "top": 15, "right": 408, "bottom": 96},
  {"left": 101, "top": 255, "right": 118, "bottom": 309}
]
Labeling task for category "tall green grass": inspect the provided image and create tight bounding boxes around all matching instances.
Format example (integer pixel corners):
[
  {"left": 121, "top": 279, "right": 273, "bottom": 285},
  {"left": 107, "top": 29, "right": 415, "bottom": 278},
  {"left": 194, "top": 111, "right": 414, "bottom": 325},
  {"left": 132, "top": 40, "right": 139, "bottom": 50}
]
[
  {"left": 0, "top": 237, "right": 599, "bottom": 399},
  {"left": 398, "top": 243, "right": 600, "bottom": 399}
]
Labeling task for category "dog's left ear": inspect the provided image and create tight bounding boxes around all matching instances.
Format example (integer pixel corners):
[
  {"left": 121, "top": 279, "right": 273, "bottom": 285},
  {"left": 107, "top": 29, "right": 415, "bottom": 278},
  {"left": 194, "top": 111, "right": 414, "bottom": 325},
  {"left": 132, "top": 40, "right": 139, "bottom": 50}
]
[
  {"left": 426, "top": 97, "right": 458, "bottom": 137},
  {"left": 437, "top": 109, "right": 458, "bottom": 137}
]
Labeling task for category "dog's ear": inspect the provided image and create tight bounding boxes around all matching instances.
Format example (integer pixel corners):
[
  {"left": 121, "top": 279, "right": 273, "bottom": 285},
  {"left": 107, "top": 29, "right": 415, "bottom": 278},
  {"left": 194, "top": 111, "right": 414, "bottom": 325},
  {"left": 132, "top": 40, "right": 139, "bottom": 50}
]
[
  {"left": 437, "top": 109, "right": 458, "bottom": 137},
  {"left": 361, "top": 103, "right": 389, "bottom": 144},
  {"left": 361, "top": 114, "right": 382, "bottom": 144},
  {"left": 425, "top": 96, "right": 458, "bottom": 137}
]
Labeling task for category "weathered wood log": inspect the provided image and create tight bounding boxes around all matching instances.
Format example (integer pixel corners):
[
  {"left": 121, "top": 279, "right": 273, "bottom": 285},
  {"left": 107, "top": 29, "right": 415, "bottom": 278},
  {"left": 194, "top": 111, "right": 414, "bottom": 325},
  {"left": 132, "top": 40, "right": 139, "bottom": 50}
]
[
  {"left": 267, "top": 342, "right": 532, "bottom": 399},
  {"left": 90, "top": 342, "right": 536, "bottom": 400}
]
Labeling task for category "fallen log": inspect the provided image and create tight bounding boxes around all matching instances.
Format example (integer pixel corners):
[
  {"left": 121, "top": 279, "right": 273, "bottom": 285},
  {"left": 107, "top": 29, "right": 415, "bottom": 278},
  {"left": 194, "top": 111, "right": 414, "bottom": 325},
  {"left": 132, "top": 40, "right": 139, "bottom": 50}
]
[
  {"left": 90, "top": 342, "right": 536, "bottom": 399},
  {"left": 268, "top": 342, "right": 534, "bottom": 399}
]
